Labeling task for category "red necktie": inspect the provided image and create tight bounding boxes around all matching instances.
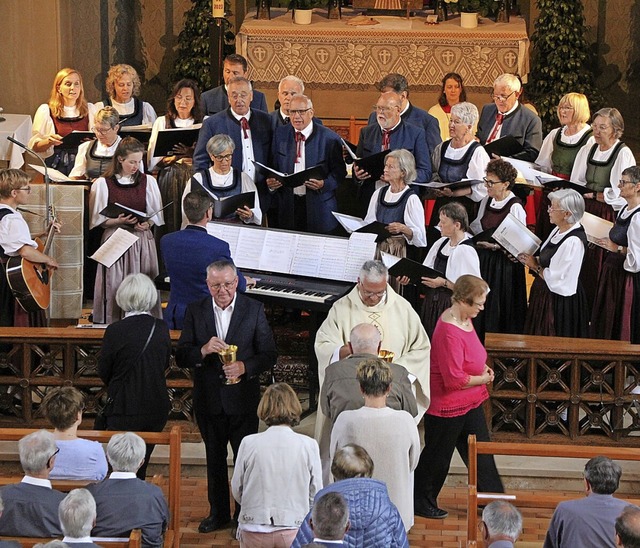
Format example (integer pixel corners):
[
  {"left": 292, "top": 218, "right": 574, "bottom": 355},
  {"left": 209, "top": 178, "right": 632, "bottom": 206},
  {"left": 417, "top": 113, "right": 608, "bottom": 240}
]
[
  {"left": 487, "top": 112, "right": 504, "bottom": 143},
  {"left": 240, "top": 117, "right": 250, "bottom": 139},
  {"left": 382, "top": 129, "right": 391, "bottom": 151},
  {"left": 295, "top": 131, "right": 305, "bottom": 163}
]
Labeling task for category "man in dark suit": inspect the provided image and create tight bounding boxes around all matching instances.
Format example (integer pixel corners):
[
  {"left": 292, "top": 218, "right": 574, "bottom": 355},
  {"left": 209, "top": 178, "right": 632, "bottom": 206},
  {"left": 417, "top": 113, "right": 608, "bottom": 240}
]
[
  {"left": 270, "top": 75, "right": 304, "bottom": 130},
  {"left": 268, "top": 94, "right": 346, "bottom": 234},
  {"left": 367, "top": 73, "right": 441, "bottom": 157},
  {"left": 176, "top": 259, "right": 277, "bottom": 534},
  {"left": 0, "top": 430, "right": 64, "bottom": 538},
  {"left": 477, "top": 73, "right": 543, "bottom": 162},
  {"left": 88, "top": 432, "right": 168, "bottom": 547},
  {"left": 160, "top": 191, "right": 248, "bottom": 330},
  {"left": 201, "top": 53, "right": 268, "bottom": 116},
  {"left": 355, "top": 91, "right": 432, "bottom": 216},
  {"left": 58, "top": 488, "right": 102, "bottom": 547},
  {"left": 193, "top": 77, "right": 272, "bottom": 208},
  {"left": 309, "top": 492, "right": 349, "bottom": 546}
]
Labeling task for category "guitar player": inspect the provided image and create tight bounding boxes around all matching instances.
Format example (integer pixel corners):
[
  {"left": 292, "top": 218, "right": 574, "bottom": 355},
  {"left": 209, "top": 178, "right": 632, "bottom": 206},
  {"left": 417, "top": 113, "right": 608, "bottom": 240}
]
[{"left": 0, "top": 168, "right": 61, "bottom": 327}]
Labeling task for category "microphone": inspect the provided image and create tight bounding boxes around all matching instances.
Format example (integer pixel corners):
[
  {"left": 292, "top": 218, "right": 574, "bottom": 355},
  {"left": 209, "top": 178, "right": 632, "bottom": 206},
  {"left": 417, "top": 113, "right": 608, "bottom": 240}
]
[{"left": 7, "top": 136, "right": 51, "bottom": 224}]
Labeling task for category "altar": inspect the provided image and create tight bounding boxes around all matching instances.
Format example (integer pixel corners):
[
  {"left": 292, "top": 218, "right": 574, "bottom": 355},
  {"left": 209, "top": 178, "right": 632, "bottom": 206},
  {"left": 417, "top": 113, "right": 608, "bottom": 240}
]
[{"left": 237, "top": 10, "right": 530, "bottom": 92}]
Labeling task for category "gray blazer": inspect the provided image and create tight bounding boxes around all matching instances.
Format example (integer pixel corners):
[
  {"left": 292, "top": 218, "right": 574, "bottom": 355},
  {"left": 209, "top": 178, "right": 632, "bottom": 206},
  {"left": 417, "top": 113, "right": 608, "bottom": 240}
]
[{"left": 0, "top": 482, "right": 64, "bottom": 537}]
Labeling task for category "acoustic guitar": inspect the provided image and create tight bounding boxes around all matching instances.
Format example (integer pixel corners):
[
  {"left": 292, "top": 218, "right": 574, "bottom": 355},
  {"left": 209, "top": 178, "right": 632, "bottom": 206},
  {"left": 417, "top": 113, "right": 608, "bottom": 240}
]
[{"left": 6, "top": 211, "right": 57, "bottom": 313}]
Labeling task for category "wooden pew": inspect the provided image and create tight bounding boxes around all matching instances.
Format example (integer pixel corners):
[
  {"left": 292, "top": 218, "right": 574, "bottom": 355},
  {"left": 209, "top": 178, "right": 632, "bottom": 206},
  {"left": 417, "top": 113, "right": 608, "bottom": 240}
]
[
  {"left": 466, "top": 435, "right": 640, "bottom": 546},
  {"left": 0, "top": 427, "right": 181, "bottom": 548},
  {"left": 0, "top": 528, "right": 142, "bottom": 547}
]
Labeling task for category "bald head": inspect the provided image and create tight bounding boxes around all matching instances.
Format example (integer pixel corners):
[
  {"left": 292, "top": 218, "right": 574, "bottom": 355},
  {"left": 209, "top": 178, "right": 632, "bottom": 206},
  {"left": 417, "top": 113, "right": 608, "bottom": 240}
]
[{"left": 349, "top": 323, "right": 381, "bottom": 354}]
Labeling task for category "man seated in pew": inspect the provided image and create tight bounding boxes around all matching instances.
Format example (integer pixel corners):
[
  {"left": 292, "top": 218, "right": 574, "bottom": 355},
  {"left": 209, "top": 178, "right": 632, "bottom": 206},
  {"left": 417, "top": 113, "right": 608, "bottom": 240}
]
[
  {"left": 201, "top": 53, "right": 267, "bottom": 116},
  {"left": 0, "top": 430, "right": 64, "bottom": 538},
  {"left": 544, "top": 456, "right": 628, "bottom": 548},
  {"left": 367, "top": 73, "right": 441, "bottom": 157},
  {"left": 160, "top": 190, "right": 249, "bottom": 329},
  {"left": 354, "top": 91, "right": 432, "bottom": 217},
  {"left": 59, "top": 488, "right": 101, "bottom": 547},
  {"left": 0, "top": 496, "right": 20, "bottom": 547},
  {"left": 481, "top": 500, "right": 523, "bottom": 548},
  {"left": 267, "top": 94, "right": 345, "bottom": 234},
  {"left": 319, "top": 323, "right": 417, "bottom": 478},
  {"left": 87, "top": 432, "right": 168, "bottom": 548},
  {"left": 616, "top": 505, "right": 640, "bottom": 548}
]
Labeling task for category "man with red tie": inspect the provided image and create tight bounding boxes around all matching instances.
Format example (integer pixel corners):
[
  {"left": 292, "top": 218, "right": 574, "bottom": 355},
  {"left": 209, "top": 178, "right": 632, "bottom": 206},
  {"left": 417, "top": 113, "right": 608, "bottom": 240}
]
[
  {"left": 477, "top": 73, "right": 542, "bottom": 162},
  {"left": 267, "top": 94, "right": 345, "bottom": 234}
]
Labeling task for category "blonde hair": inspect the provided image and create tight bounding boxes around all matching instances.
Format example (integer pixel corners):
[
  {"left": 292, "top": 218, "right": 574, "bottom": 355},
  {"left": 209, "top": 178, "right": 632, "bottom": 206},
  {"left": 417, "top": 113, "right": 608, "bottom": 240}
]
[
  {"left": 105, "top": 64, "right": 141, "bottom": 99},
  {"left": 0, "top": 168, "right": 31, "bottom": 198},
  {"left": 48, "top": 68, "right": 89, "bottom": 119},
  {"left": 557, "top": 93, "right": 590, "bottom": 126},
  {"left": 257, "top": 383, "right": 302, "bottom": 427},
  {"left": 356, "top": 358, "right": 392, "bottom": 397}
]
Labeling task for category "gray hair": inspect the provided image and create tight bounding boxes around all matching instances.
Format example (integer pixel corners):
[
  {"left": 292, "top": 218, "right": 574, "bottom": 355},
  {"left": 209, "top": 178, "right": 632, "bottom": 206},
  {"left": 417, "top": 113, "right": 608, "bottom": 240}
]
[
  {"left": 311, "top": 492, "right": 349, "bottom": 540},
  {"left": 387, "top": 149, "right": 417, "bottom": 184},
  {"left": 94, "top": 106, "right": 120, "bottom": 129},
  {"left": 548, "top": 188, "right": 585, "bottom": 224},
  {"left": 616, "top": 505, "right": 640, "bottom": 548},
  {"left": 106, "top": 432, "right": 146, "bottom": 472},
  {"left": 584, "top": 455, "right": 622, "bottom": 494},
  {"left": 18, "top": 430, "right": 57, "bottom": 475},
  {"left": 359, "top": 260, "right": 388, "bottom": 283},
  {"left": 279, "top": 75, "right": 304, "bottom": 93},
  {"left": 206, "top": 259, "right": 237, "bottom": 277},
  {"left": 115, "top": 273, "right": 158, "bottom": 313},
  {"left": 290, "top": 94, "right": 313, "bottom": 110},
  {"left": 451, "top": 102, "right": 479, "bottom": 127},
  {"left": 206, "top": 134, "right": 236, "bottom": 157},
  {"left": 227, "top": 76, "right": 252, "bottom": 91},
  {"left": 349, "top": 323, "right": 381, "bottom": 354},
  {"left": 622, "top": 166, "right": 640, "bottom": 185},
  {"left": 482, "top": 500, "right": 522, "bottom": 542},
  {"left": 59, "top": 489, "right": 97, "bottom": 538},
  {"left": 493, "top": 73, "right": 521, "bottom": 93},
  {"left": 593, "top": 107, "right": 625, "bottom": 139}
]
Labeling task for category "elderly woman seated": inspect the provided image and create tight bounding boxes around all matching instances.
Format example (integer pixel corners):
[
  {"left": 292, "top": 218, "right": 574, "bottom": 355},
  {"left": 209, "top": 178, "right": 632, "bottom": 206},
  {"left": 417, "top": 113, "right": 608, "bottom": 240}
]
[
  {"left": 291, "top": 444, "right": 409, "bottom": 548},
  {"left": 41, "top": 386, "right": 108, "bottom": 481}
]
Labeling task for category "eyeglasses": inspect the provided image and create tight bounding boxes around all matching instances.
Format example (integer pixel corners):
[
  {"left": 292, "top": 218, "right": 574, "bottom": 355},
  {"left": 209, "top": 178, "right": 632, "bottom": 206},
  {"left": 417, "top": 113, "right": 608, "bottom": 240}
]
[
  {"left": 373, "top": 106, "right": 394, "bottom": 113},
  {"left": 17, "top": 186, "right": 31, "bottom": 193},
  {"left": 213, "top": 154, "right": 233, "bottom": 162},
  {"left": 289, "top": 108, "right": 312, "bottom": 116},
  {"left": 619, "top": 179, "right": 636, "bottom": 186},
  {"left": 483, "top": 177, "right": 503, "bottom": 187},
  {"left": 93, "top": 126, "right": 114, "bottom": 135},
  {"left": 449, "top": 119, "right": 467, "bottom": 126},
  {"left": 208, "top": 279, "right": 237, "bottom": 292},
  {"left": 358, "top": 282, "right": 387, "bottom": 299},
  {"left": 558, "top": 105, "right": 574, "bottom": 111},
  {"left": 48, "top": 447, "right": 60, "bottom": 462},
  {"left": 490, "top": 90, "right": 517, "bottom": 102},
  {"left": 547, "top": 206, "right": 566, "bottom": 213},
  {"left": 229, "top": 92, "right": 250, "bottom": 100}
]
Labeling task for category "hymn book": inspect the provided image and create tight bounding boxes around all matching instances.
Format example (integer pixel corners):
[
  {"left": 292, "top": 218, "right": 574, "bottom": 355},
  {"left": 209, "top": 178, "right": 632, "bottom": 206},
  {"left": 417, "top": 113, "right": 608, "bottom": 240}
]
[
  {"left": 253, "top": 161, "right": 328, "bottom": 188},
  {"left": 380, "top": 251, "right": 444, "bottom": 284},
  {"left": 492, "top": 213, "right": 541, "bottom": 257},
  {"left": 581, "top": 211, "right": 614, "bottom": 247}
]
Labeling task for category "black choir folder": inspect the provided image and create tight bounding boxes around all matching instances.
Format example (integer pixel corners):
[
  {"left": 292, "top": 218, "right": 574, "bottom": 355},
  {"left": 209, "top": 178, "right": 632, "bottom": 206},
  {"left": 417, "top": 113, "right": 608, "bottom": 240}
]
[
  {"left": 483, "top": 135, "right": 523, "bottom": 158},
  {"left": 416, "top": 178, "right": 485, "bottom": 191},
  {"left": 341, "top": 138, "right": 391, "bottom": 183},
  {"left": 211, "top": 192, "right": 255, "bottom": 219},
  {"left": 332, "top": 212, "right": 392, "bottom": 243},
  {"left": 119, "top": 125, "right": 152, "bottom": 144},
  {"left": 60, "top": 131, "right": 93, "bottom": 148},
  {"left": 153, "top": 125, "right": 202, "bottom": 156},
  {"left": 535, "top": 176, "right": 591, "bottom": 195},
  {"left": 99, "top": 201, "right": 172, "bottom": 223},
  {"left": 253, "top": 161, "right": 328, "bottom": 188},
  {"left": 380, "top": 251, "right": 444, "bottom": 285}
]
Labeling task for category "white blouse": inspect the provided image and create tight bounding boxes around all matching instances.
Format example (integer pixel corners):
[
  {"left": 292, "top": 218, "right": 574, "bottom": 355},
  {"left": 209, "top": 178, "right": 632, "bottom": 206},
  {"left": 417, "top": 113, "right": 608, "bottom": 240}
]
[
  {"left": 622, "top": 204, "right": 640, "bottom": 274},
  {"left": 182, "top": 169, "right": 262, "bottom": 227},
  {"left": 570, "top": 140, "right": 637, "bottom": 211},
  {"left": 470, "top": 191, "right": 527, "bottom": 235},
  {"left": 423, "top": 234, "right": 481, "bottom": 282},
  {"left": 0, "top": 205, "right": 37, "bottom": 256},
  {"left": 69, "top": 136, "right": 123, "bottom": 180},
  {"left": 89, "top": 173, "right": 164, "bottom": 229},
  {"left": 535, "top": 125, "right": 594, "bottom": 172},
  {"left": 539, "top": 223, "right": 585, "bottom": 296},
  {"left": 364, "top": 186, "right": 427, "bottom": 248}
]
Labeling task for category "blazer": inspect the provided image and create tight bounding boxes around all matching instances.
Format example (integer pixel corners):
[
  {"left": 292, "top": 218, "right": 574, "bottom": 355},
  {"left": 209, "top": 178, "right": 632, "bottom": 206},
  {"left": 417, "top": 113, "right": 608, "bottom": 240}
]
[
  {"left": 176, "top": 292, "right": 278, "bottom": 416},
  {"left": 98, "top": 315, "right": 171, "bottom": 418},
  {"left": 160, "top": 225, "right": 247, "bottom": 330},
  {"left": 270, "top": 122, "right": 346, "bottom": 233},
  {"left": 0, "top": 482, "right": 65, "bottom": 537},
  {"left": 477, "top": 102, "right": 543, "bottom": 162},
  {"left": 193, "top": 108, "right": 273, "bottom": 172},
  {"left": 87, "top": 478, "right": 169, "bottom": 548},
  {"left": 201, "top": 85, "right": 267, "bottom": 116},
  {"left": 367, "top": 102, "right": 442, "bottom": 157},
  {"left": 356, "top": 120, "right": 432, "bottom": 183}
]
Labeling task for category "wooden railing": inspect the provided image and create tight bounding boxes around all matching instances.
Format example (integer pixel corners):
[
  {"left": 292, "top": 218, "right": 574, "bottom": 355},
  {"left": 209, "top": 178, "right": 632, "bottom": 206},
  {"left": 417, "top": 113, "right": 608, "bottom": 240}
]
[{"left": 466, "top": 434, "right": 640, "bottom": 546}]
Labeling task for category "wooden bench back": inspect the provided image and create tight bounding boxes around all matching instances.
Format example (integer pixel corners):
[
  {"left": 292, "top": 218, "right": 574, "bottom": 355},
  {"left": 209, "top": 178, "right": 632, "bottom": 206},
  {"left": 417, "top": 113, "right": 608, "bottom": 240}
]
[
  {"left": 0, "top": 427, "right": 180, "bottom": 548},
  {"left": 466, "top": 435, "right": 640, "bottom": 546},
  {"left": 0, "top": 528, "right": 141, "bottom": 547}
]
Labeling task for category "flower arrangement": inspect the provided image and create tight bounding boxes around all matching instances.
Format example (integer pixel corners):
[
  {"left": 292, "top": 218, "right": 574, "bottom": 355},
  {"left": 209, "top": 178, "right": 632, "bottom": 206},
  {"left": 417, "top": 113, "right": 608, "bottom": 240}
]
[{"left": 444, "top": 0, "right": 499, "bottom": 16}]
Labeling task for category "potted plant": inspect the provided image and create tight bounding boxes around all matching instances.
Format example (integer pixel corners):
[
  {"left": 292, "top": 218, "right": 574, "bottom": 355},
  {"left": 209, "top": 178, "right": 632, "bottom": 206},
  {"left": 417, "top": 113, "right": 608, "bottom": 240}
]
[
  {"left": 444, "top": 0, "right": 499, "bottom": 27},
  {"left": 288, "top": 0, "right": 316, "bottom": 24}
]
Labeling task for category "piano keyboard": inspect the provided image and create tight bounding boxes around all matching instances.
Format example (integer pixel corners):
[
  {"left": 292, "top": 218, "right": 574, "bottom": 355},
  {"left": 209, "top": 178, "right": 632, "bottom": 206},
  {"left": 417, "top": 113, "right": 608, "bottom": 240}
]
[{"left": 247, "top": 284, "right": 332, "bottom": 303}]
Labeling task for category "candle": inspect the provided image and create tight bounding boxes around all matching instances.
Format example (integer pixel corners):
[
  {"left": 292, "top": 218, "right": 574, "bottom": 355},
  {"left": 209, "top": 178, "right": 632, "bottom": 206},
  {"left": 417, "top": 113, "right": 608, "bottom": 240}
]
[{"left": 212, "top": 0, "right": 224, "bottom": 17}]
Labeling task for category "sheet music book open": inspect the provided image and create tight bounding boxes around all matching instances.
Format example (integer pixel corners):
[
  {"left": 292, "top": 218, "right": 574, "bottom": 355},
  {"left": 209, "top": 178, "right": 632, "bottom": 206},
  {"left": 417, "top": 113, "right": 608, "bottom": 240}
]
[
  {"left": 492, "top": 213, "right": 542, "bottom": 257},
  {"left": 205, "top": 224, "right": 377, "bottom": 282},
  {"left": 581, "top": 211, "right": 614, "bottom": 247}
]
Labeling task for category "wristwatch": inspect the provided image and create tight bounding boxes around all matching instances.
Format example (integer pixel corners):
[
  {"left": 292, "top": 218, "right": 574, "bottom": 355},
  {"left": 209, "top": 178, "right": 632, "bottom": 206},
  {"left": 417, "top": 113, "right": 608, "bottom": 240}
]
[{"left": 618, "top": 245, "right": 624, "bottom": 254}]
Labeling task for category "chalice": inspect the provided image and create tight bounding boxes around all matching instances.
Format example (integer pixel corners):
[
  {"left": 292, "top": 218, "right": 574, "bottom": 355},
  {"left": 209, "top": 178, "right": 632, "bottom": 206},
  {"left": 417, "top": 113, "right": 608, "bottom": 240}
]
[
  {"left": 218, "top": 345, "right": 240, "bottom": 385},
  {"left": 378, "top": 349, "right": 395, "bottom": 363}
]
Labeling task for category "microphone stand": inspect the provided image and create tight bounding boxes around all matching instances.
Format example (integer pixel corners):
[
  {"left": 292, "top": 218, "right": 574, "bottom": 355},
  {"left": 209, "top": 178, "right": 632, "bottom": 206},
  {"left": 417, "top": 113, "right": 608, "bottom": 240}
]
[{"left": 7, "top": 136, "right": 51, "bottom": 224}]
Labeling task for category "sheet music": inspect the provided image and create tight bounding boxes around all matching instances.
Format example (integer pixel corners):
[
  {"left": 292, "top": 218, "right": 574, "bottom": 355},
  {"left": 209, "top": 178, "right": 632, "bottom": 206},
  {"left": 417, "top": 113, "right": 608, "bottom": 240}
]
[
  {"left": 344, "top": 233, "right": 378, "bottom": 281},
  {"left": 291, "top": 235, "right": 325, "bottom": 277},
  {"left": 90, "top": 228, "right": 138, "bottom": 268},
  {"left": 581, "top": 212, "right": 614, "bottom": 245},
  {"left": 258, "top": 231, "right": 295, "bottom": 272},
  {"left": 492, "top": 213, "right": 541, "bottom": 257},
  {"left": 206, "top": 222, "right": 239, "bottom": 256},
  {"left": 380, "top": 250, "right": 401, "bottom": 269},
  {"left": 332, "top": 211, "right": 365, "bottom": 234},
  {"left": 318, "top": 239, "right": 350, "bottom": 280},
  {"left": 234, "top": 228, "right": 266, "bottom": 269},
  {"left": 29, "top": 164, "right": 72, "bottom": 183}
]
